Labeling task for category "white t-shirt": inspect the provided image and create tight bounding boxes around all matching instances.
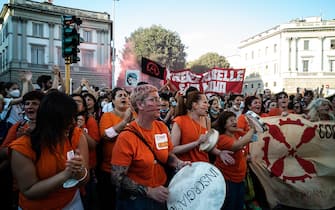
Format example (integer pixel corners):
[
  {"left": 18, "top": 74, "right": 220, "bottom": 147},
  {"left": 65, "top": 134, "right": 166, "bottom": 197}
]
[
  {"left": 1, "top": 98, "right": 23, "bottom": 124},
  {"left": 102, "top": 102, "right": 114, "bottom": 113}
]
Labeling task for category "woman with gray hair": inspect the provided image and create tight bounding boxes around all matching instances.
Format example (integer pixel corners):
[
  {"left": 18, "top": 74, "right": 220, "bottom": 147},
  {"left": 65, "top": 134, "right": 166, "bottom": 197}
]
[
  {"left": 111, "top": 84, "right": 190, "bottom": 210},
  {"left": 306, "top": 98, "right": 335, "bottom": 122}
]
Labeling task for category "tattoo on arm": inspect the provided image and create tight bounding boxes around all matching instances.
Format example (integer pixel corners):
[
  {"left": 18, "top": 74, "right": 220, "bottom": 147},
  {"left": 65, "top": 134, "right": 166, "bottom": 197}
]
[{"left": 111, "top": 165, "right": 148, "bottom": 197}]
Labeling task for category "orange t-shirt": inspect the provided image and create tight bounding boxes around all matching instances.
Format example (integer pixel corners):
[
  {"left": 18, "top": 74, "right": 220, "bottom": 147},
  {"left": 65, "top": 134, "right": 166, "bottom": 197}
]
[
  {"left": 173, "top": 115, "right": 209, "bottom": 162},
  {"left": 268, "top": 108, "right": 293, "bottom": 116},
  {"left": 99, "top": 112, "right": 123, "bottom": 173},
  {"left": 214, "top": 134, "right": 247, "bottom": 183},
  {"left": 83, "top": 116, "right": 100, "bottom": 168},
  {"left": 111, "top": 120, "right": 173, "bottom": 187},
  {"left": 9, "top": 127, "right": 83, "bottom": 210},
  {"left": 1, "top": 121, "right": 27, "bottom": 148}
]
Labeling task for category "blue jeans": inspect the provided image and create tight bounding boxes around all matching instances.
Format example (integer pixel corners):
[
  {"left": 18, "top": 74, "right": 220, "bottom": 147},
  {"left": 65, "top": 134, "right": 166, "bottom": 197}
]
[
  {"left": 116, "top": 195, "right": 166, "bottom": 210},
  {"left": 222, "top": 180, "right": 245, "bottom": 210}
]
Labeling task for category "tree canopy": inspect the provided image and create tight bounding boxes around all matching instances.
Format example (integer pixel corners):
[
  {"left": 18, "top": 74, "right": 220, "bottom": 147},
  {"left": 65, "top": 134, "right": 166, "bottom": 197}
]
[
  {"left": 187, "top": 52, "right": 230, "bottom": 74},
  {"left": 126, "top": 25, "right": 187, "bottom": 70}
]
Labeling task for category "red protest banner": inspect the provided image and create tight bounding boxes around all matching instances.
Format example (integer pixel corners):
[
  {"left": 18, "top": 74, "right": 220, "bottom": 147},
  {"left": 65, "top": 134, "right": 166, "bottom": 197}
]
[{"left": 165, "top": 68, "right": 245, "bottom": 95}]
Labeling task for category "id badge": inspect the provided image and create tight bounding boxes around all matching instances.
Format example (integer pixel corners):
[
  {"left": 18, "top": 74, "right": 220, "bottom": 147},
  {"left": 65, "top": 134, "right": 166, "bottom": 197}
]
[{"left": 154, "top": 133, "right": 168, "bottom": 150}]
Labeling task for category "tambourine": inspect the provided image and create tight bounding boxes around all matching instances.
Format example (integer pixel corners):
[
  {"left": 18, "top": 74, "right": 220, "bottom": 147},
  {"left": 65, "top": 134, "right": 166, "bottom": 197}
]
[
  {"left": 245, "top": 110, "right": 267, "bottom": 133},
  {"left": 167, "top": 162, "right": 226, "bottom": 210},
  {"left": 199, "top": 129, "right": 219, "bottom": 152}
]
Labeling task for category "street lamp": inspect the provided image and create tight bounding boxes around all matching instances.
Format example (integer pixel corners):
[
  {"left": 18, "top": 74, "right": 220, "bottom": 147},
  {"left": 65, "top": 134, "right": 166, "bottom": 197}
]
[{"left": 111, "top": 0, "right": 119, "bottom": 89}]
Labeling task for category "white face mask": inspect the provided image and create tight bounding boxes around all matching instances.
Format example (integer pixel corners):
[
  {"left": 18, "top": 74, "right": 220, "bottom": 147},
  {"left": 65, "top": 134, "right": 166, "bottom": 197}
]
[
  {"left": 101, "top": 101, "right": 108, "bottom": 108},
  {"left": 9, "top": 89, "right": 20, "bottom": 98}
]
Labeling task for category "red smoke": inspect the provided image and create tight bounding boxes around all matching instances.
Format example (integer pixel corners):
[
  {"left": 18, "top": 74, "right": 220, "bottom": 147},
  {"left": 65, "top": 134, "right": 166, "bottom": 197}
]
[{"left": 116, "top": 41, "right": 163, "bottom": 89}]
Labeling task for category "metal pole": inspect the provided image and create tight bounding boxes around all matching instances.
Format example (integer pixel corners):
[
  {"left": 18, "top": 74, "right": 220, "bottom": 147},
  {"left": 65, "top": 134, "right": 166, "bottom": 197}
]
[
  {"left": 65, "top": 57, "right": 71, "bottom": 94},
  {"left": 111, "top": 0, "right": 120, "bottom": 89}
]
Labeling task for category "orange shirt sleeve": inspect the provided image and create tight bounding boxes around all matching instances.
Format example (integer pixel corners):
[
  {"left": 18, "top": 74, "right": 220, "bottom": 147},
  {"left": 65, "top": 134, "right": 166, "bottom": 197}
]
[
  {"left": 214, "top": 134, "right": 247, "bottom": 182},
  {"left": 98, "top": 112, "right": 123, "bottom": 173},
  {"left": 86, "top": 116, "right": 100, "bottom": 142},
  {"left": 1, "top": 122, "right": 20, "bottom": 148}
]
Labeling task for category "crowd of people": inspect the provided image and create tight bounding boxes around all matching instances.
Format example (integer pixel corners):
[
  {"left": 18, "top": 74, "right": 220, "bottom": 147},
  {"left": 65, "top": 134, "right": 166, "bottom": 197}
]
[{"left": 0, "top": 68, "right": 334, "bottom": 210}]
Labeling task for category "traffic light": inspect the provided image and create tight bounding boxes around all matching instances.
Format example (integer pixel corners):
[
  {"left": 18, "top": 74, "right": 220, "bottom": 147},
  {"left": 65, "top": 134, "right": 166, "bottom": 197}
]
[{"left": 61, "top": 15, "right": 82, "bottom": 63}]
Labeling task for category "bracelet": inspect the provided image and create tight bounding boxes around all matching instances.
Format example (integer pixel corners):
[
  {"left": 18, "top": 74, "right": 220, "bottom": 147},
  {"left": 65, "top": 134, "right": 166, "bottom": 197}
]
[{"left": 77, "top": 167, "right": 88, "bottom": 182}]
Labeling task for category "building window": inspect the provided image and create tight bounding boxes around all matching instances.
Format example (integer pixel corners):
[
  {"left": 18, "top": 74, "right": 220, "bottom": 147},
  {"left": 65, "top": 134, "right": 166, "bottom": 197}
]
[
  {"left": 265, "top": 82, "right": 268, "bottom": 87},
  {"left": 31, "top": 45, "right": 45, "bottom": 64},
  {"left": 0, "top": 53, "right": 2, "bottom": 72},
  {"left": 245, "top": 53, "right": 247, "bottom": 60},
  {"left": 3, "top": 25, "right": 8, "bottom": 41},
  {"left": 251, "top": 51, "right": 254, "bottom": 59},
  {"left": 82, "top": 49, "right": 94, "bottom": 67},
  {"left": 330, "top": 60, "right": 335, "bottom": 72},
  {"left": 265, "top": 65, "right": 268, "bottom": 71},
  {"left": 331, "top": 40, "right": 335, "bottom": 49},
  {"left": 32, "top": 23, "right": 43, "bottom": 37},
  {"left": 304, "top": 40, "right": 309, "bottom": 50},
  {"left": 244, "top": 84, "right": 248, "bottom": 89},
  {"left": 251, "top": 84, "right": 254, "bottom": 88},
  {"left": 59, "top": 25, "right": 62, "bottom": 40},
  {"left": 303, "top": 60, "right": 309, "bottom": 72},
  {"left": 274, "top": 44, "right": 277, "bottom": 53},
  {"left": 273, "top": 81, "right": 276, "bottom": 87},
  {"left": 258, "top": 49, "right": 261, "bottom": 57},
  {"left": 257, "top": 83, "right": 261, "bottom": 88},
  {"left": 57, "top": 48, "right": 65, "bottom": 66},
  {"left": 265, "top": 46, "right": 268, "bottom": 56},
  {"left": 83, "top": 30, "right": 92, "bottom": 43},
  {"left": 274, "top": 63, "right": 277, "bottom": 74},
  {"left": 5, "top": 47, "right": 8, "bottom": 65}
]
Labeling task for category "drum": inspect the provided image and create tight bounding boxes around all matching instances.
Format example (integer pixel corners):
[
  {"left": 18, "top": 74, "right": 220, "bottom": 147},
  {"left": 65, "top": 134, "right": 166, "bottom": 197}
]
[
  {"left": 167, "top": 162, "right": 226, "bottom": 210},
  {"left": 245, "top": 110, "right": 267, "bottom": 133},
  {"left": 199, "top": 129, "right": 219, "bottom": 152}
]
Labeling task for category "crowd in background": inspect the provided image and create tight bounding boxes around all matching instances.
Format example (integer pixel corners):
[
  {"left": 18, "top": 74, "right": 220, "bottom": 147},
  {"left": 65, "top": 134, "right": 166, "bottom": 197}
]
[{"left": 0, "top": 68, "right": 334, "bottom": 210}]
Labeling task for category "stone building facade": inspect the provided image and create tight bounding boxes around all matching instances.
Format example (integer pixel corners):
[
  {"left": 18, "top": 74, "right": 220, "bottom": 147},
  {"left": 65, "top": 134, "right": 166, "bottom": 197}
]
[
  {"left": 0, "top": 0, "right": 112, "bottom": 90},
  {"left": 239, "top": 16, "right": 335, "bottom": 96}
]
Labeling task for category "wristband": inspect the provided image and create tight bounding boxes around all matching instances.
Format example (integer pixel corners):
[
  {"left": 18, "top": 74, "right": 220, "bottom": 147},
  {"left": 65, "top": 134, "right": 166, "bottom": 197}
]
[{"left": 78, "top": 167, "right": 88, "bottom": 182}]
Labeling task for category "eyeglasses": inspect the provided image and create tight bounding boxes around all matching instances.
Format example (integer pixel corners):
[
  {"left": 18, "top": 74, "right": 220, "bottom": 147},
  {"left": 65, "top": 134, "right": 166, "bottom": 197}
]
[{"left": 145, "top": 97, "right": 160, "bottom": 103}]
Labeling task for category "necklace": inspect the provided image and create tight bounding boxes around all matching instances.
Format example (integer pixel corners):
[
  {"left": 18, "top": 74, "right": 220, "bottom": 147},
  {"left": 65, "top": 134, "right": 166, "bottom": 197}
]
[
  {"left": 189, "top": 115, "right": 202, "bottom": 137},
  {"left": 113, "top": 108, "right": 125, "bottom": 119}
]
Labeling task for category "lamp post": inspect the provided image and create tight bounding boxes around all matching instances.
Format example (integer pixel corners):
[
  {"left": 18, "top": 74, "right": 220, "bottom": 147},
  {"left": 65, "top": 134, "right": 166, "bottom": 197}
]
[{"left": 111, "top": 0, "right": 119, "bottom": 89}]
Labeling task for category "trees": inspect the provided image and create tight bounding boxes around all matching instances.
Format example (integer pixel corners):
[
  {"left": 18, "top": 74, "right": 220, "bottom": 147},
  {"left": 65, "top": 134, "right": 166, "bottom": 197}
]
[
  {"left": 117, "top": 25, "right": 187, "bottom": 87},
  {"left": 187, "top": 52, "right": 230, "bottom": 74},
  {"left": 126, "top": 25, "right": 187, "bottom": 70}
]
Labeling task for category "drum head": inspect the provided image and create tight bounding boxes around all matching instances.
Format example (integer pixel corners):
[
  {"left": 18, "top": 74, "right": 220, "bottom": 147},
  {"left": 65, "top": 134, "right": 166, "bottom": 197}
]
[
  {"left": 199, "top": 129, "right": 219, "bottom": 152},
  {"left": 167, "top": 162, "right": 226, "bottom": 210}
]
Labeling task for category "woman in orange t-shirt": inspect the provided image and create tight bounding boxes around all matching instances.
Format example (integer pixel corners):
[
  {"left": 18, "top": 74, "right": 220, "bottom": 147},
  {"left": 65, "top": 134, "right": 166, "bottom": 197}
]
[
  {"left": 171, "top": 91, "right": 211, "bottom": 162},
  {"left": 111, "top": 84, "right": 189, "bottom": 210},
  {"left": 212, "top": 111, "right": 256, "bottom": 210},
  {"left": 98, "top": 87, "right": 133, "bottom": 210},
  {"left": 171, "top": 90, "right": 234, "bottom": 164},
  {"left": 9, "top": 91, "right": 89, "bottom": 210}
]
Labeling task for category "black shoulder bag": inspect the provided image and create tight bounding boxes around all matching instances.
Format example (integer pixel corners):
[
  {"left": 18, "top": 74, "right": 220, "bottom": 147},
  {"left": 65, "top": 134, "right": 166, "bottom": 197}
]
[{"left": 123, "top": 125, "right": 175, "bottom": 186}]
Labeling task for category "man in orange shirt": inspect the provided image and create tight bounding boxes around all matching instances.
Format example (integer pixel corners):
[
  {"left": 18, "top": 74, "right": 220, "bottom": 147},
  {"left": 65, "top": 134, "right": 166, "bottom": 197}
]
[
  {"left": 268, "top": 91, "right": 293, "bottom": 116},
  {"left": 111, "top": 84, "right": 189, "bottom": 210}
]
